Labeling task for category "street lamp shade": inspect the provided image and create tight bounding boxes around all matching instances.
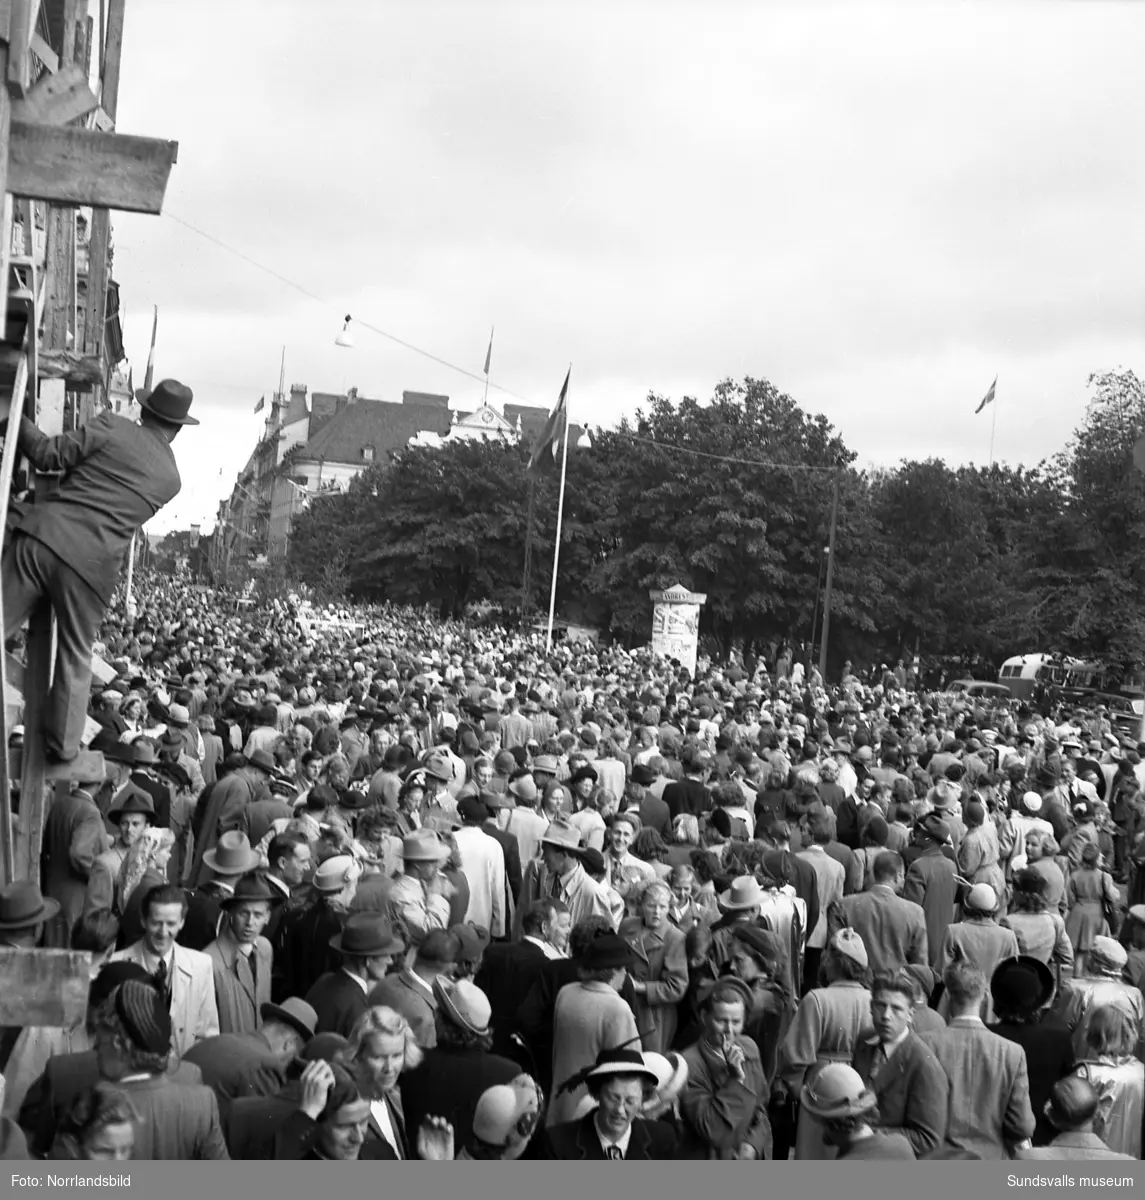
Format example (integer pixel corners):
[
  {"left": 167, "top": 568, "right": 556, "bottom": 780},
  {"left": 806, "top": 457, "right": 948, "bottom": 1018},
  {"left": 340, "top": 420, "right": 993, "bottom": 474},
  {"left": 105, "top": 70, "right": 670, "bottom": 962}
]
[{"left": 335, "top": 315, "right": 355, "bottom": 348}]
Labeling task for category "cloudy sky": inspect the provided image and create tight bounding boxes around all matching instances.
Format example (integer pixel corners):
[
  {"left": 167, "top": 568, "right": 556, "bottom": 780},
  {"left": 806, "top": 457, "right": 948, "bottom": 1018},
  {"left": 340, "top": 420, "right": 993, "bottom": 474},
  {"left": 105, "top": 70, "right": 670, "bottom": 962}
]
[{"left": 107, "top": 0, "right": 1145, "bottom": 533}]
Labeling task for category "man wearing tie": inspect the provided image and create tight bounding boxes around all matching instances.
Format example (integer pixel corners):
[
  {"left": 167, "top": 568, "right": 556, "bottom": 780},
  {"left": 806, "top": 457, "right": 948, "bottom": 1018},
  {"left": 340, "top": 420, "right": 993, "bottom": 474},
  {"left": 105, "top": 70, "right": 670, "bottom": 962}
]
[
  {"left": 852, "top": 975, "right": 948, "bottom": 1157},
  {"left": 110, "top": 882, "right": 219, "bottom": 1056}
]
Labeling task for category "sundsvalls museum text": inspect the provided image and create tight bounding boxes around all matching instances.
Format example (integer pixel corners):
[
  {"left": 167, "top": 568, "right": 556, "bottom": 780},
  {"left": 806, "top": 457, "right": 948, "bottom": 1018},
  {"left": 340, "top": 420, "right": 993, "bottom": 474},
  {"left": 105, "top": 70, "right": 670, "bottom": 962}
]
[{"left": 1007, "top": 1176, "right": 1136, "bottom": 1189}]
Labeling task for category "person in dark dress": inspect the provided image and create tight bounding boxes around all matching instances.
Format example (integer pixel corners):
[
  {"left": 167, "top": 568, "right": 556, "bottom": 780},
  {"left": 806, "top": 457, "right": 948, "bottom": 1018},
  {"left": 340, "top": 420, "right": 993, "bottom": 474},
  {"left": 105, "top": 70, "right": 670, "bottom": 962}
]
[{"left": 987, "top": 956, "right": 1075, "bottom": 1147}]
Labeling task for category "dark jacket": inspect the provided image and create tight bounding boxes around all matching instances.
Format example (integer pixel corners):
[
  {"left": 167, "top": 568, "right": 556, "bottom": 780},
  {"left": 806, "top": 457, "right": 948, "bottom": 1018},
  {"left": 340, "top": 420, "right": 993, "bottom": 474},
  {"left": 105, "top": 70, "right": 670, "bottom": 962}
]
[
  {"left": 306, "top": 969, "right": 371, "bottom": 1039},
  {"left": 179, "top": 882, "right": 230, "bottom": 952},
  {"left": 483, "top": 821, "right": 523, "bottom": 903},
  {"left": 852, "top": 1030, "right": 949, "bottom": 1157},
  {"left": 473, "top": 938, "right": 550, "bottom": 1059},
  {"left": 639, "top": 793, "right": 673, "bottom": 841},
  {"left": 181, "top": 1031, "right": 281, "bottom": 1106},
  {"left": 14, "top": 411, "right": 181, "bottom": 603},
  {"left": 272, "top": 1107, "right": 399, "bottom": 1160},
  {"left": 400, "top": 1045, "right": 521, "bottom": 1156},
  {"left": 274, "top": 897, "right": 347, "bottom": 1004},
  {"left": 543, "top": 1111, "right": 678, "bottom": 1160},
  {"left": 989, "top": 1015, "right": 1075, "bottom": 1146}
]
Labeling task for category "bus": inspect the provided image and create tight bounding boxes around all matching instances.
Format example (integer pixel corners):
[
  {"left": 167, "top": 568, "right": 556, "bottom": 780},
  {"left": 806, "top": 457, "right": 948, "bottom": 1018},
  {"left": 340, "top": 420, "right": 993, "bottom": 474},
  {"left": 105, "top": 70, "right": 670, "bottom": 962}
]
[{"left": 999, "top": 653, "right": 1145, "bottom": 731}]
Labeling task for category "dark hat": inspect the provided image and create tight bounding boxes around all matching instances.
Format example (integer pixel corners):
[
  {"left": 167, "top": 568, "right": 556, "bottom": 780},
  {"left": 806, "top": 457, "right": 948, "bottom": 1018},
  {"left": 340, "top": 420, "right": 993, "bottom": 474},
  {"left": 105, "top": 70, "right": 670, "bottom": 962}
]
[
  {"left": 300, "top": 1032, "right": 350, "bottom": 1063},
  {"left": 730, "top": 924, "right": 785, "bottom": 971},
  {"left": 449, "top": 921, "right": 491, "bottom": 962},
  {"left": 569, "top": 765, "right": 599, "bottom": 786},
  {"left": 247, "top": 748, "right": 276, "bottom": 775},
  {"left": 89, "top": 729, "right": 137, "bottom": 765},
  {"left": 580, "top": 933, "right": 633, "bottom": 971},
  {"left": 630, "top": 763, "right": 657, "bottom": 786},
  {"left": 575, "top": 847, "right": 607, "bottom": 876},
  {"left": 107, "top": 783, "right": 156, "bottom": 822},
  {"left": 990, "top": 955, "right": 1054, "bottom": 1014},
  {"left": 90, "top": 961, "right": 153, "bottom": 1010},
  {"left": 138, "top": 378, "right": 199, "bottom": 425},
  {"left": 259, "top": 997, "right": 318, "bottom": 1043},
  {"left": 458, "top": 795, "right": 492, "bottom": 823},
  {"left": 696, "top": 975, "right": 755, "bottom": 1014},
  {"left": 115, "top": 978, "right": 172, "bottom": 1055},
  {"left": 584, "top": 1047, "right": 659, "bottom": 1086},
  {"left": 918, "top": 812, "right": 952, "bottom": 844},
  {"left": 220, "top": 871, "right": 283, "bottom": 909},
  {"left": 0, "top": 881, "right": 60, "bottom": 931},
  {"left": 329, "top": 912, "right": 404, "bottom": 958}
]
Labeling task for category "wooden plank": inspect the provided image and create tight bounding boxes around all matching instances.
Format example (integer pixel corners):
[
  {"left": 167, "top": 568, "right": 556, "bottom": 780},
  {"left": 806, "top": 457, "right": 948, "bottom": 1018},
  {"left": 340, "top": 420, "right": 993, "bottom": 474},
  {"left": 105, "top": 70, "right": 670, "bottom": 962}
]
[
  {"left": 0, "top": 949, "right": 91, "bottom": 1027},
  {"left": 90, "top": 104, "right": 111, "bottom": 131},
  {"left": 29, "top": 29, "right": 57, "bottom": 71},
  {"left": 41, "top": 205, "right": 73, "bottom": 350},
  {"left": 8, "top": 0, "right": 33, "bottom": 92},
  {"left": 9, "top": 123, "right": 179, "bottom": 214},
  {"left": 12, "top": 63, "right": 98, "bottom": 126},
  {"left": 0, "top": 344, "right": 103, "bottom": 382},
  {"left": 0, "top": 43, "right": 10, "bottom": 345}
]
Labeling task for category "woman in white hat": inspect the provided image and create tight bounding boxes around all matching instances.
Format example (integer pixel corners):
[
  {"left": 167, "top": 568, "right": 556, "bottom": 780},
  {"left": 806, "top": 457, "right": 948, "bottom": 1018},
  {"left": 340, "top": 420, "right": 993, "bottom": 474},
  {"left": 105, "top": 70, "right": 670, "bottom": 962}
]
[{"left": 937, "top": 884, "right": 1019, "bottom": 1022}]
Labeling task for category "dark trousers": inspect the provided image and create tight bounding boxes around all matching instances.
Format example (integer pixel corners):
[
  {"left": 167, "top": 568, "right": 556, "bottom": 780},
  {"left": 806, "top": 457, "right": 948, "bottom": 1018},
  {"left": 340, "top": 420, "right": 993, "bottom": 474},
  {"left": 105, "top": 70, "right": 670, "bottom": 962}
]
[
  {"left": 802, "top": 948, "right": 823, "bottom": 995},
  {"left": 2, "top": 534, "right": 105, "bottom": 759}
]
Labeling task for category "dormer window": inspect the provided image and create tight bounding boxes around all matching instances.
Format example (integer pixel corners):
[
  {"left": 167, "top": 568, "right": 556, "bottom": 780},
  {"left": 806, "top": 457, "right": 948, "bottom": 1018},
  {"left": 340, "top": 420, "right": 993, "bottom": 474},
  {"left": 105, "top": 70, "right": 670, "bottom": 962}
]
[{"left": 361, "top": 445, "right": 375, "bottom": 462}]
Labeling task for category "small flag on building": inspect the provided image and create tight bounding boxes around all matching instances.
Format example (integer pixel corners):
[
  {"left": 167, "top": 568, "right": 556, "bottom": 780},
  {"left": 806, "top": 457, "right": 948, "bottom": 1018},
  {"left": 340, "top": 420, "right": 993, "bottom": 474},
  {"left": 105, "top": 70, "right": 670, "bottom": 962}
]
[
  {"left": 483, "top": 327, "right": 494, "bottom": 377},
  {"left": 527, "top": 368, "right": 570, "bottom": 479},
  {"left": 975, "top": 376, "right": 997, "bottom": 414},
  {"left": 254, "top": 395, "right": 265, "bottom": 414}
]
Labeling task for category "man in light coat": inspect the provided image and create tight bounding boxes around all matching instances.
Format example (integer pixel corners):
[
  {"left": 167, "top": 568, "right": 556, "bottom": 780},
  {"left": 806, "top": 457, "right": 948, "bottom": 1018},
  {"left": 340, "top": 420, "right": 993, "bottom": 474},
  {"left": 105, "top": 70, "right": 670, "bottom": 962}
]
[
  {"left": 205, "top": 873, "right": 276, "bottom": 1037},
  {"left": 453, "top": 797, "right": 507, "bottom": 938},
  {"left": 828, "top": 851, "right": 929, "bottom": 977},
  {"left": 110, "top": 882, "right": 219, "bottom": 1056},
  {"left": 921, "top": 957, "right": 1035, "bottom": 1159}
]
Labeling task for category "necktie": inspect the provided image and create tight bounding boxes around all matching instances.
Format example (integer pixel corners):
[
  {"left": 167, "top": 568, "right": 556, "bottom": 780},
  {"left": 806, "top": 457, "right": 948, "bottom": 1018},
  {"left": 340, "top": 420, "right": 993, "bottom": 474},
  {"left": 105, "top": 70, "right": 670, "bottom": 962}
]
[
  {"left": 153, "top": 958, "right": 171, "bottom": 1008},
  {"left": 607, "top": 1145, "right": 623, "bottom": 1161},
  {"left": 549, "top": 872, "right": 562, "bottom": 900}
]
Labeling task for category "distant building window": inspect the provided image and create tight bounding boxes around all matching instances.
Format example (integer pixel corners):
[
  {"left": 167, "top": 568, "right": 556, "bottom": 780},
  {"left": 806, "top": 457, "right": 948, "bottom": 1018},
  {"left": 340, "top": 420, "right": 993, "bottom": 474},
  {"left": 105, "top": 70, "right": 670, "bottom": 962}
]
[{"left": 362, "top": 445, "right": 375, "bottom": 461}]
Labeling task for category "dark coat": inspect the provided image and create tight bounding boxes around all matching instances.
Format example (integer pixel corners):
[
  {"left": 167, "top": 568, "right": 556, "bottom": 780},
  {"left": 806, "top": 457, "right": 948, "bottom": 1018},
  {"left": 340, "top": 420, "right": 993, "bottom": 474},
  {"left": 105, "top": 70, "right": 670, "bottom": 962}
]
[
  {"left": 543, "top": 1111, "right": 678, "bottom": 1160},
  {"left": 639, "top": 793, "right": 673, "bottom": 841},
  {"left": 179, "top": 881, "right": 229, "bottom": 952},
  {"left": 989, "top": 1015, "right": 1076, "bottom": 1146},
  {"left": 181, "top": 1031, "right": 281, "bottom": 1105},
  {"left": 21, "top": 1049, "right": 203, "bottom": 1157},
  {"left": 400, "top": 1045, "right": 521, "bottom": 1156},
  {"left": 761, "top": 848, "right": 820, "bottom": 938},
  {"left": 852, "top": 1030, "right": 949, "bottom": 1157},
  {"left": 40, "top": 787, "right": 108, "bottom": 943},
  {"left": 902, "top": 847, "right": 959, "bottom": 969},
  {"left": 131, "top": 770, "right": 172, "bottom": 831},
  {"left": 483, "top": 821, "right": 523, "bottom": 903},
  {"left": 305, "top": 969, "right": 370, "bottom": 1038},
  {"left": 274, "top": 898, "right": 347, "bottom": 1004},
  {"left": 273, "top": 1108, "right": 398, "bottom": 1160},
  {"left": 473, "top": 938, "right": 549, "bottom": 1059}
]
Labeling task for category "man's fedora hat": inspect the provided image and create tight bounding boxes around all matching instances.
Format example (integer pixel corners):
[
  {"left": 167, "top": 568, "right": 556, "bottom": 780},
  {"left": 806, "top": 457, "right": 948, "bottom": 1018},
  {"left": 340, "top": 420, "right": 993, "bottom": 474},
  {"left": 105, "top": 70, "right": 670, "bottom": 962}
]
[
  {"left": 259, "top": 997, "right": 318, "bottom": 1043},
  {"left": 220, "top": 871, "right": 283, "bottom": 909},
  {"left": 0, "top": 881, "right": 60, "bottom": 931},
  {"left": 107, "top": 784, "right": 156, "bottom": 823},
  {"left": 329, "top": 912, "right": 404, "bottom": 958},
  {"left": 203, "top": 830, "right": 261, "bottom": 877},
  {"left": 400, "top": 830, "right": 451, "bottom": 863},
  {"left": 138, "top": 379, "right": 199, "bottom": 426}
]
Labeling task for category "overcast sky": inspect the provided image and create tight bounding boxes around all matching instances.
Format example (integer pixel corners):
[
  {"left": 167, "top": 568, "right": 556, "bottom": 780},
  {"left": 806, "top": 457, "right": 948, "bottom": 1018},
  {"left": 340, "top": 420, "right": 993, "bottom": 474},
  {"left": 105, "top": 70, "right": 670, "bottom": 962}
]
[{"left": 108, "top": 0, "right": 1145, "bottom": 534}]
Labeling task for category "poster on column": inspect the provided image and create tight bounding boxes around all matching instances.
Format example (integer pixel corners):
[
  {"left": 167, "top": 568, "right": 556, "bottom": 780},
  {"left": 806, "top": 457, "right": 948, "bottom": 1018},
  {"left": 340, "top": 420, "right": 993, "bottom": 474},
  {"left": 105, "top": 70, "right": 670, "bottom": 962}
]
[{"left": 649, "top": 584, "right": 707, "bottom": 675}]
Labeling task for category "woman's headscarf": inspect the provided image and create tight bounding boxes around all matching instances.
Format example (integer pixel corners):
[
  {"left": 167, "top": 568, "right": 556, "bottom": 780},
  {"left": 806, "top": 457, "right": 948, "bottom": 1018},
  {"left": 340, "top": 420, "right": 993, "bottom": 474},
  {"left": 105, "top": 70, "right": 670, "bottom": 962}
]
[{"left": 116, "top": 828, "right": 175, "bottom": 912}]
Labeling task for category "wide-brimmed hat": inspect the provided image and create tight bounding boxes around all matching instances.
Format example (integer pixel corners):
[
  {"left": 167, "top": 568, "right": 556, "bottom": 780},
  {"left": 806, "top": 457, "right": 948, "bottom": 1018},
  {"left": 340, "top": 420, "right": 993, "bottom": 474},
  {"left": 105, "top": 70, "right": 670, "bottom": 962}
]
[
  {"left": 203, "top": 831, "right": 261, "bottom": 877},
  {"left": 990, "top": 955, "right": 1055, "bottom": 1014},
  {"left": 422, "top": 754, "right": 453, "bottom": 783},
  {"left": 531, "top": 755, "right": 560, "bottom": 776},
  {"left": 630, "top": 763, "right": 657, "bottom": 786},
  {"left": 330, "top": 912, "right": 404, "bottom": 958},
  {"left": 232, "top": 689, "right": 257, "bottom": 709},
  {"left": 89, "top": 729, "right": 137, "bottom": 766},
  {"left": 138, "top": 378, "right": 199, "bottom": 426},
  {"left": 641, "top": 1051, "right": 689, "bottom": 1105},
  {"left": 0, "top": 881, "right": 60, "bottom": 931},
  {"left": 917, "top": 812, "right": 952, "bottom": 844},
  {"left": 584, "top": 1047, "right": 658, "bottom": 1086},
  {"left": 401, "top": 830, "right": 451, "bottom": 863},
  {"left": 433, "top": 977, "right": 492, "bottom": 1036},
  {"left": 800, "top": 1063, "right": 878, "bottom": 1121},
  {"left": 220, "top": 871, "right": 283, "bottom": 909},
  {"left": 107, "top": 783, "right": 156, "bottom": 822},
  {"left": 569, "top": 765, "right": 598, "bottom": 786},
  {"left": 259, "top": 997, "right": 318, "bottom": 1043},
  {"left": 718, "top": 875, "right": 764, "bottom": 911},
  {"left": 541, "top": 818, "right": 582, "bottom": 852},
  {"left": 507, "top": 775, "right": 538, "bottom": 803},
  {"left": 133, "top": 742, "right": 158, "bottom": 766}
]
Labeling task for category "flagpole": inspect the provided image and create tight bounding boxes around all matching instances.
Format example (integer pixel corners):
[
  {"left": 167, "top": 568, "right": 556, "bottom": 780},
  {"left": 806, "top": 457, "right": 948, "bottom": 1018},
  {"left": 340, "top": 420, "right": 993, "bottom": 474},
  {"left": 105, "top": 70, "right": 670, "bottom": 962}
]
[
  {"left": 482, "top": 326, "right": 494, "bottom": 409},
  {"left": 124, "top": 530, "right": 136, "bottom": 618},
  {"left": 545, "top": 366, "right": 572, "bottom": 651},
  {"left": 989, "top": 389, "right": 998, "bottom": 469}
]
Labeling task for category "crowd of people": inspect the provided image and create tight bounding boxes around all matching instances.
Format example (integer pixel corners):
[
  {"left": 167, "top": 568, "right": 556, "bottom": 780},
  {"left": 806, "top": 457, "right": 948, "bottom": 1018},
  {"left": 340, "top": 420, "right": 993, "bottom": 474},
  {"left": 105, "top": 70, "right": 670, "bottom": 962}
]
[{"left": 0, "top": 573, "right": 1141, "bottom": 1164}]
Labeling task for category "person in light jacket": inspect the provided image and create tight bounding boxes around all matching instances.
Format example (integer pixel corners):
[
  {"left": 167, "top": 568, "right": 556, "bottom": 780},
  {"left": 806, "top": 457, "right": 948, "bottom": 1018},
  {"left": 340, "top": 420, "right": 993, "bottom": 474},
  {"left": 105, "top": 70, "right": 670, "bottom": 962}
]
[
  {"left": 205, "top": 872, "right": 278, "bottom": 1036},
  {"left": 619, "top": 880, "right": 688, "bottom": 1053}
]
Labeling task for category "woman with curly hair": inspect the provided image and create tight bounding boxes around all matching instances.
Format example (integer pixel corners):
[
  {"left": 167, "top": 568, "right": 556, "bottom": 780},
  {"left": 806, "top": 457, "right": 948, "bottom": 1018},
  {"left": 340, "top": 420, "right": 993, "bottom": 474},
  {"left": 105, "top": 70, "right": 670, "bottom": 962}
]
[
  {"left": 52, "top": 1083, "right": 138, "bottom": 1161},
  {"left": 340, "top": 1005, "right": 424, "bottom": 1158},
  {"left": 1071, "top": 1004, "right": 1143, "bottom": 1158}
]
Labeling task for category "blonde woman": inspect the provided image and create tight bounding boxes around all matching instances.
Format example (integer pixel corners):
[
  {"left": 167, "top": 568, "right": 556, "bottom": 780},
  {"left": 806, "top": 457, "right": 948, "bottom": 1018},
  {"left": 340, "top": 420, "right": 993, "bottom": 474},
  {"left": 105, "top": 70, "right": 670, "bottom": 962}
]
[
  {"left": 341, "top": 1006, "right": 424, "bottom": 1159},
  {"left": 114, "top": 828, "right": 176, "bottom": 949}
]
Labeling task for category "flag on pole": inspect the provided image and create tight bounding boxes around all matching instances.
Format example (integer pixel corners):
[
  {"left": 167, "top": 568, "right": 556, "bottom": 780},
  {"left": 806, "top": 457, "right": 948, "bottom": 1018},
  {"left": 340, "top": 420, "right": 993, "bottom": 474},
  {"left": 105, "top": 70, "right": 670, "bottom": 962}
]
[
  {"left": 254, "top": 395, "right": 265, "bottom": 414},
  {"left": 142, "top": 305, "right": 158, "bottom": 394},
  {"left": 975, "top": 376, "right": 997, "bottom": 414},
  {"left": 527, "top": 368, "right": 570, "bottom": 479},
  {"left": 483, "top": 327, "right": 494, "bottom": 377}
]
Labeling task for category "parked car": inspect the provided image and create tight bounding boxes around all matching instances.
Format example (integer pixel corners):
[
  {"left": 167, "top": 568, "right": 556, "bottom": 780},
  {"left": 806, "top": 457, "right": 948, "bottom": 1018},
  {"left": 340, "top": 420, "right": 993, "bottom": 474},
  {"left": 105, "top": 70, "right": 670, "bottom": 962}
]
[{"left": 942, "top": 679, "right": 1013, "bottom": 702}]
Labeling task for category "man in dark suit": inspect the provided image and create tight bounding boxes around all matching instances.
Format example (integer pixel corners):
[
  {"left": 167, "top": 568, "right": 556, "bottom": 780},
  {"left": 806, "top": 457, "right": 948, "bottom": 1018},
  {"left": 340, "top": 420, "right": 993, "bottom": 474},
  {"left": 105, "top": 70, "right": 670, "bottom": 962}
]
[
  {"left": 853, "top": 975, "right": 948, "bottom": 1157},
  {"left": 40, "top": 764, "right": 109, "bottom": 945},
  {"left": 543, "top": 1049, "right": 677, "bottom": 1159},
  {"left": 481, "top": 791, "right": 523, "bottom": 906},
  {"left": 828, "top": 851, "right": 929, "bottom": 976},
  {"left": 901, "top": 815, "right": 959, "bottom": 970},
  {"left": 1, "top": 380, "right": 192, "bottom": 762},
  {"left": 306, "top": 913, "right": 404, "bottom": 1037},
  {"left": 474, "top": 900, "right": 560, "bottom": 1060},
  {"left": 181, "top": 998, "right": 317, "bottom": 1108},
  {"left": 634, "top": 764, "right": 672, "bottom": 840}
]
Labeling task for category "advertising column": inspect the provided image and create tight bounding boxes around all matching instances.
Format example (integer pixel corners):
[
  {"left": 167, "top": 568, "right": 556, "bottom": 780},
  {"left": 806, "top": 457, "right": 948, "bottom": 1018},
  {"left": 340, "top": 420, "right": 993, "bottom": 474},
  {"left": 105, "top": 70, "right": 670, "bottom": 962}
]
[{"left": 649, "top": 583, "right": 708, "bottom": 675}]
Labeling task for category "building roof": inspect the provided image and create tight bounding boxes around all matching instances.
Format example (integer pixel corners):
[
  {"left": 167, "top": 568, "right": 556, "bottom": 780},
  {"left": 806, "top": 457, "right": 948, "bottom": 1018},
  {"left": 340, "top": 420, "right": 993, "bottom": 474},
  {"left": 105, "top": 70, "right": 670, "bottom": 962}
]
[{"left": 297, "top": 396, "right": 453, "bottom": 465}]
